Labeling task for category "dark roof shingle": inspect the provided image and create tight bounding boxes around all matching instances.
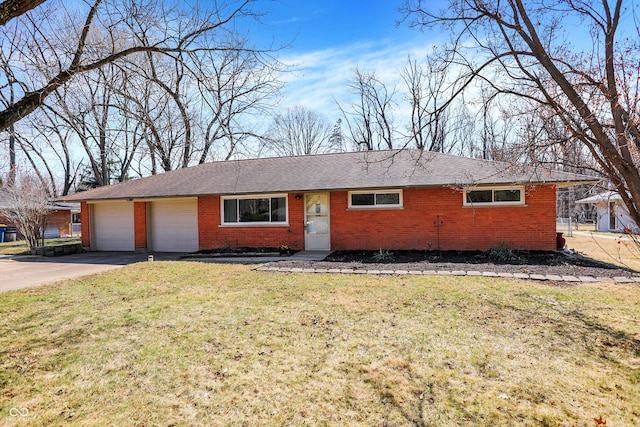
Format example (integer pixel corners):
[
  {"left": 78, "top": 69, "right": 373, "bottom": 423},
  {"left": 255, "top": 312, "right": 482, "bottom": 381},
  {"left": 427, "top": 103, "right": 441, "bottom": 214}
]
[{"left": 58, "top": 149, "right": 596, "bottom": 202}]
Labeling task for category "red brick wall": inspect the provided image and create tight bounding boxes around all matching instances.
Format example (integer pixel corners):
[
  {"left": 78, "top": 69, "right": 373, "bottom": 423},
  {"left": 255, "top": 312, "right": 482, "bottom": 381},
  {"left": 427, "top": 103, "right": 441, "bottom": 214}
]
[
  {"left": 330, "top": 185, "right": 557, "bottom": 251},
  {"left": 0, "top": 214, "right": 13, "bottom": 227},
  {"left": 134, "top": 202, "right": 147, "bottom": 250},
  {"left": 81, "top": 202, "right": 90, "bottom": 247},
  {"left": 198, "top": 194, "right": 305, "bottom": 250},
  {"left": 46, "top": 210, "right": 72, "bottom": 236},
  {"left": 195, "top": 186, "right": 555, "bottom": 251},
  {"left": 1, "top": 211, "right": 71, "bottom": 237},
  {"left": 80, "top": 186, "right": 556, "bottom": 252}
]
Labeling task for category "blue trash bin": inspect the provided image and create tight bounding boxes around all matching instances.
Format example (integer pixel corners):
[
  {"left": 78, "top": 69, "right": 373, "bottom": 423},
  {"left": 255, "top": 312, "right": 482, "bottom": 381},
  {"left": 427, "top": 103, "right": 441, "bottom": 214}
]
[{"left": 0, "top": 225, "right": 6, "bottom": 243}]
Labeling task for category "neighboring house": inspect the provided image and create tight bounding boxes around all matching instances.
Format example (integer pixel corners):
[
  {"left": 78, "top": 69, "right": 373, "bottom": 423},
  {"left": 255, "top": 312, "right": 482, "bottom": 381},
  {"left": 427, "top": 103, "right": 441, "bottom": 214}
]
[
  {"left": 0, "top": 188, "right": 81, "bottom": 238},
  {"left": 57, "top": 149, "right": 594, "bottom": 252},
  {"left": 576, "top": 191, "right": 639, "bottom": 234},
  {"left": 42, "top": 202, "right": 82, "bottom": 238}
]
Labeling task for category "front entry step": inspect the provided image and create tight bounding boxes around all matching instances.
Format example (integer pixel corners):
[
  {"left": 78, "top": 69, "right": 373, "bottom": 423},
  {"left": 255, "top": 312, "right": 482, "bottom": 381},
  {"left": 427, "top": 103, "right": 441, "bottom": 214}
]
[{"left": 289, "top": 251, "right": 332, "bottom": 261}]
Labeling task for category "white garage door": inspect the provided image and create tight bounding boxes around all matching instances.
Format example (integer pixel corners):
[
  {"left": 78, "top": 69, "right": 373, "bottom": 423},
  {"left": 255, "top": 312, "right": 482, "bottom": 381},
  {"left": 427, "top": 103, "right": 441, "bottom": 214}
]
[
  {"left": 149, "top": 199, "right": 199, "bottom": 252},
  {"left": 42, "top": 225, "right": 60, "bottom": 239},
  {"left": 91, "top": 202, "right": 134, "bottom": 251}
]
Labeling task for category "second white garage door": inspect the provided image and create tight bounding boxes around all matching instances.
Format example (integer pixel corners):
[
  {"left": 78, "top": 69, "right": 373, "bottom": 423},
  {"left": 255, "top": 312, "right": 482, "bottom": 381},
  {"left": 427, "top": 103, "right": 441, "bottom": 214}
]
[{"left": 149, "top": 199, "right": 199, "bottom": 252}]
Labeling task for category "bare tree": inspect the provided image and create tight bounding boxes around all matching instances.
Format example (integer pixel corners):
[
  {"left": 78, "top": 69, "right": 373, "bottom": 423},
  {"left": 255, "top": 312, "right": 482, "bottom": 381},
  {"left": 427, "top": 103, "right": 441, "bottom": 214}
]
[
  {"left": 191, "top": 39, "right": 282, "bottom": 162},
  {"left": 337, "top": 90, "right": 373, "bottom": 151},
  {"left": 44, "top": 65, "right": 128, "bottom": 188},
  {"left": 329, "top": 119, "right": 345, "bottom": 152},
  {"left": 401, "top": 54, "right": 454, "bottom": 152},
  {"left": 468, "top": 88, "right": 521, "bottom": 162},
  {"left": 25, "top": 106, "right": 80, "bottom": 196},
  {"left": 0, "top": 174, "right": 50, "bottom": 249},
  {"left": 0, "top": 0, "right": 284, "bottom": 191},
  {"left": 0, "top": 24, "right": 25, "bottom": 186},
  {"left": 447, "top": 103, "right": 477, "bottom": 157},
  {"left": 266, "top": 106, "right": 336, "bottom": 156},
  {"left": 514, "top": 103, "right": 600, "bottom": 174},
  {"left": 338, "top": 68, "right": 397, "bottom": 150},
  {"left": 402, "top": 0, "right": 640, "bottom": 227},
  {"left": 0, "top": 0, "right": 262, "bottom": 132},
  {"left": 122, "top": 50, "right": 194, "bottom": 172},
  {"left": 102, "top": 66, "right": 173, "bottom": 177}
]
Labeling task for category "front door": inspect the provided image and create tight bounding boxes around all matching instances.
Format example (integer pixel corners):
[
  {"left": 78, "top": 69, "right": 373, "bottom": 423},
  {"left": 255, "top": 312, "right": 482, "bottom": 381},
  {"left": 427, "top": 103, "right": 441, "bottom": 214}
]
[{"left": 304, "top": 193, "right": 330, "bottom": 250}]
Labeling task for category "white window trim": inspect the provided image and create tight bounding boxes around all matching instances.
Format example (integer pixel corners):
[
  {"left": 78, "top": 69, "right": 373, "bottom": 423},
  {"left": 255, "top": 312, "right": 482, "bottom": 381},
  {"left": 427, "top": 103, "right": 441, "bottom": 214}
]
[
  {"left": 463, "top": 185, "right": 525, "bottom": 207},
  {"left": 220, "top": 193, "right": 289, "bottom": 226},
  {"left": 348, "top": 189, "right": 403, "bottom": 209}
]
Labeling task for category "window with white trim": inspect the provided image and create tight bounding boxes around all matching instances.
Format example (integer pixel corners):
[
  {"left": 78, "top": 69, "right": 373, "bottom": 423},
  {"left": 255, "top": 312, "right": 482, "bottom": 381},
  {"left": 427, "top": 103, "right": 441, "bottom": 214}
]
[
  {"left": 221, "top": 195, "right": 288, "bottom": 224},
  {"left": 348, "top": 190, "right": 403, "bottom": 208},
  {"left": 464, "top": 186, "right": 525, "bottom": 206}
]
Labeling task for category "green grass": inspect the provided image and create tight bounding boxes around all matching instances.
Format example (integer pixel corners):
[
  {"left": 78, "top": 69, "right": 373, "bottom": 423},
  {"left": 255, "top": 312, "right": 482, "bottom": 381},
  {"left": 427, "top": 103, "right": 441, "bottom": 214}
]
[
  {"left": 0, "top": 237, "right": 81, "bottom": 255},
  {"left": 1, "top": 262, "right": 639, "bottom": 426},
  {"left": 0, "top": 240, "right": 30, "bottom": 255}
]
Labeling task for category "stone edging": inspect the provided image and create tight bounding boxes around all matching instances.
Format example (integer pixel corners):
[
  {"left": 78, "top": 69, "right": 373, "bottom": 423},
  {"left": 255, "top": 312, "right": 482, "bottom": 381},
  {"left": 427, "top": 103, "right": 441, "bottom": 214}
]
[
  {"left": 253, "top": 266, "right": 640, "bottom": 283},
  {"left": 31, "top": 244, "right": 84, "bottom": 257}
]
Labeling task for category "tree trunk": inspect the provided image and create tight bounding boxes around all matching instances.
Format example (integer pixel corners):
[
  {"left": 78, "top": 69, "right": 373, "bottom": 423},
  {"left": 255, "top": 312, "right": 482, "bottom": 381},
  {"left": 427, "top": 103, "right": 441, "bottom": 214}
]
[
  {"left": 0, "top": 0, "right": 47, "bottom": 25},
  {"left": 7, "top": 123, "right": 16, "bottom": 186}
]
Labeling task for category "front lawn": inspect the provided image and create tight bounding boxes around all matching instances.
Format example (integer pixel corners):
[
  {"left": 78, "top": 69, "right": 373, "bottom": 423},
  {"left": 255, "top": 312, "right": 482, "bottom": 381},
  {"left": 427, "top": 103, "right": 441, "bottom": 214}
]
[
  {"left": 0, "top": 237, "right": 81, "bottom": 256},
  {"left": 566, "top": 232, "right": 640, "bottom": 272},
  {"left": 0, "top": 239, "right": 31, "bottom": 255},
  {"left": 1, "top": 263, "right": 639, "bottom": 426}
]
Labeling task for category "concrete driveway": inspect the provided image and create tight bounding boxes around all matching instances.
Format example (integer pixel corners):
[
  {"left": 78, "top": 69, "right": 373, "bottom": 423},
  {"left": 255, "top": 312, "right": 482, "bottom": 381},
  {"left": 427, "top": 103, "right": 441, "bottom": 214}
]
[{"left": 0, "top": 252, "right": 181, "bottom": 292}]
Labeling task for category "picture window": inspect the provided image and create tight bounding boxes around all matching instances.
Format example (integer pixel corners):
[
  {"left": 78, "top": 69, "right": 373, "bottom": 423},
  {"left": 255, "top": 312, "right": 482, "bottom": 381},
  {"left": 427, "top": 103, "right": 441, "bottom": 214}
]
[{"left": 221, "top": 195, "right": 287, "bottom": 224}]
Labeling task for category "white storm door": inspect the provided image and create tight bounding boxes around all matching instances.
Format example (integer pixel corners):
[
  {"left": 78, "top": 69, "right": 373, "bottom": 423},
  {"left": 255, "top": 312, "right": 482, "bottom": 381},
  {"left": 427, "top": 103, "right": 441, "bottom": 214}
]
[
  {"left": 149, "top": 199, "right": 199, "bottom": 252},
  {"left": 304, "top": 193, "right": 330, "bottom": 250},
  {"left": 91, "top": 202, "right": 135, "bottom": 251}
]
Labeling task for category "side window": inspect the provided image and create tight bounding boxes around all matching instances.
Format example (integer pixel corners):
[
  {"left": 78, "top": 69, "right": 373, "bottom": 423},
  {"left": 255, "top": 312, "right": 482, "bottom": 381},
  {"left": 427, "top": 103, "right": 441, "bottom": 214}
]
[
  {"left": 464, "top": 187, "right": 524, "bottom": 206},
  {"left": 348, "top": 190, "right": 403, "bottom": 208}
]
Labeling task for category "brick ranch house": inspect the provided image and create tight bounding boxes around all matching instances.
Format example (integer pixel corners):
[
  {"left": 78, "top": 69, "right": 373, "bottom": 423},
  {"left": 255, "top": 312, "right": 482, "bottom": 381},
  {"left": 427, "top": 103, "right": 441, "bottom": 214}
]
[{"left": 57, "top": 149, "right": 593, "bottom": 253}]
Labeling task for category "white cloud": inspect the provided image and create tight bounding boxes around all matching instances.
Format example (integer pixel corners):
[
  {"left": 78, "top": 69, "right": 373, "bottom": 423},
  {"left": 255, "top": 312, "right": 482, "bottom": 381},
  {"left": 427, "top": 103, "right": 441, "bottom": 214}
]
[{"left": 276, "top": 35, "right": 444, "bottom": 123}]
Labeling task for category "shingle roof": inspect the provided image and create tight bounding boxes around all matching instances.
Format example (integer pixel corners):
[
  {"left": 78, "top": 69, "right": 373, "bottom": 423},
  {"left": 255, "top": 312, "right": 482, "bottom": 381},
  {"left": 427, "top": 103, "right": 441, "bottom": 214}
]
[
  {"left": 0, "top": 188, "right": 79, "bottom": 210},
  {"left": 57, "top": 149, "right": 596, "bottom": 202},
  {"left": 575, "top": 191, "right": 621, "bottom": 204}
]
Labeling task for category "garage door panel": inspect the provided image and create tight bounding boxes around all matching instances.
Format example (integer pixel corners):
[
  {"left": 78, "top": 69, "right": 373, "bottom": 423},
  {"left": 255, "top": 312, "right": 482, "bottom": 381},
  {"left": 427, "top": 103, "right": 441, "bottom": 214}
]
[
  {"left": 150, "top": 200, "right": 199, "bottom": 252},
  {"left": 92, "top": 202, "right": 134, "bottom": 251}
]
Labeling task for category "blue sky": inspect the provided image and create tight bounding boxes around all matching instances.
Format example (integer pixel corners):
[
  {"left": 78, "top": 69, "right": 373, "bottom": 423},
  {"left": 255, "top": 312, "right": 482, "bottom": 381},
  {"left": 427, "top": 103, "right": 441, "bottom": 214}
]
[
  {"left": 260, "top": 0, "right": 416, "bottom": 52},
  {"left": 244, "top": 0, "right": 442, "bottom": 122},
  {"left": 242, "top": 0, "right": 639, "bottom": 127}
]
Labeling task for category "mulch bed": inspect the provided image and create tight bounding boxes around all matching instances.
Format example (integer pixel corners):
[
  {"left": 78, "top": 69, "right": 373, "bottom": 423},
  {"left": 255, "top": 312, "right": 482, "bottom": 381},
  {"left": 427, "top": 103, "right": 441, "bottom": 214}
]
[
  {"left": 197, "top": 246, "right": 294, "bottom": 255},
  {"left": 268, "top": 250, "right": 639, "bottom": 279}
]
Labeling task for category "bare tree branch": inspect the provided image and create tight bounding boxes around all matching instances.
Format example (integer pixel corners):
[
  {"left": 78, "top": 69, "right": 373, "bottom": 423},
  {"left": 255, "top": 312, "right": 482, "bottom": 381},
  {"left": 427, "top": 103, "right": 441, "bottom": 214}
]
[
  {"left": 402, "top": 0, "right": 640, "bottom": 228},
  {"left": 0, "top": 0, "right": 47, "bottom": 25},
  {"left": 0, "top": 0, "right": 261, "bottom": 132}
]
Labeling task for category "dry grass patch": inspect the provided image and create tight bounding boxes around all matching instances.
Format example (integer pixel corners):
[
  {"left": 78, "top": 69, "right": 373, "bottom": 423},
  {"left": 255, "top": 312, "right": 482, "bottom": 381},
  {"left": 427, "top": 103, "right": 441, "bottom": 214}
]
[
  {"left": 566, "top": 232, "right": 640, "bottom": 272},
  {"left": 1, "top": 262, "right": 639, "bottom": 426},
  {"left": 0, "top": 240, "right": 31, "bottom": 255},
  {"left": 0, "top": 237, "right": 82, "bottom": 255}
]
